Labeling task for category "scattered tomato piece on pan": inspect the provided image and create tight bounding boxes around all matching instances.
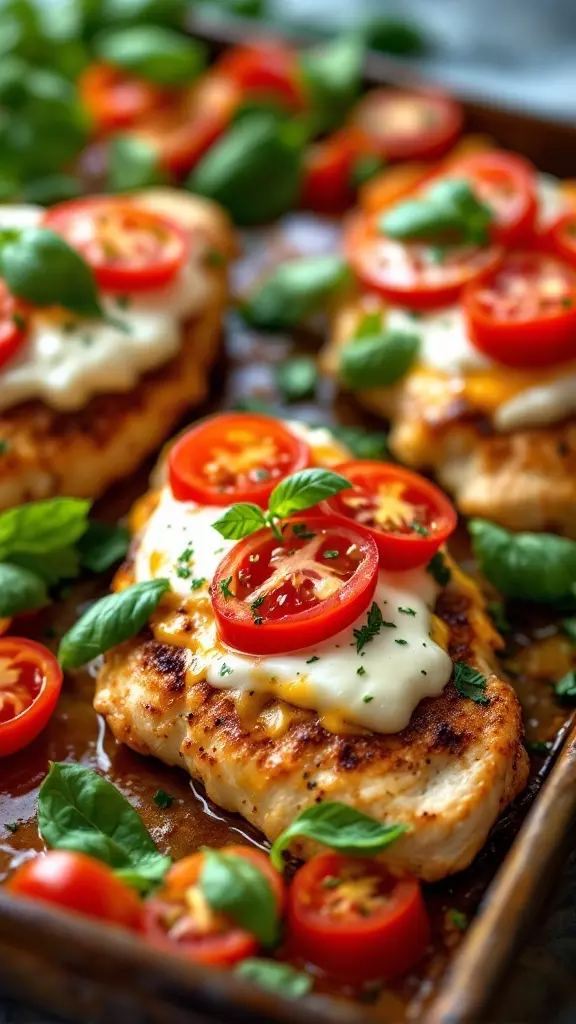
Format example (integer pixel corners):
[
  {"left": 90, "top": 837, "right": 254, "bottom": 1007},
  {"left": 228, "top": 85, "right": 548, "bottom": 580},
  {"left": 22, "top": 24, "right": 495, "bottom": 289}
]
[{"left": 0, "top": 638, "right": 63, "bottom": 758}]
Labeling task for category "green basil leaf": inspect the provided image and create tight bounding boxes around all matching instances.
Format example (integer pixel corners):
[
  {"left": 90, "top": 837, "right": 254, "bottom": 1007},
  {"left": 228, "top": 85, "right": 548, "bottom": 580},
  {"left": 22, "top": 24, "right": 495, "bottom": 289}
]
[
  {"left": 269, "top": 468, "right": 351, "bottom": 519},
  {"left": 212, "top": 503, "right": 267, "bottom": 541},
  {"left": 366, "top": 16, "right": 427, "bottom": 56},
  {"left": 469, "top": 519, "right": 576, "bottom": 604},
  {"left": 22, "top": 174, "right": 83, "bottom": 206},
  {"left": 453, "top": 662, "right": 489, "bottom": 705},
  {"left": 211, "top": 0, "right": 265, "bottom": 16},
  {"left": 382, "top": 179, "right": 492, "bottom": 246},
  {"left": 78, "top": 521, "right": 131, "bottom": 574},
  {"left": 426, "top": 551, "right": 451, "bottom": 586},
  {"left": 562, "top": 618, "right": 576, "bottom": 644},
  {"left": 0, "top": 228, "right": 102, "bottom": 319},
  {"left": 108, "top": 135, "right": 166, "bottom": 192},
  {"left": 350, "top": 153, "right": 386, "bottom": 189},
  {"left": 275, "top": 356, "right": 317, "bottom": 403},
  {"left": 231, "top": 96, "right": 291, "bottom": 127},
  {"left": 95, "top": 26, "right": 207, "bottom": 86},
  {"left": 555, "top": 671, "right": 576, "bottom": 702},
  {"left": 58, "top": 578, "right": 170, "bottom": 669},
  {"left": 270, "top": 801, "right": 407, "bottom": 871},
  {"left": 235, "top": 959, "right": 312, "bottom": 999},
  {"left": 353, "top": 310, "right": 384, "bottom": 339},
  {"left": 11, "top": 547, "right": 80, "bottom": 586},
  {"left": 299, "top": 34, "right": 364, "bottom": 133},
  {"left": 331, "top": 424, "right": 388, "bottom": 460},
  {"left": 100, "top": 0, "right": 188, "bottom": 29},
  {"left": 241, "top": 255, "right": 351, "bottom": 331},
  {"left": 340, "top": 330, "right": 420, "bottom": 389},
  {"left": 189, "top": 114, "right": 304, "bottom": 226},
  {"left": 0, "top": 562, "right": 48, "bottom": 617},
  {"left": 37, "top": 762, "right": 171, "bottom": 890},
  {"left": 200, "top": 849, "right": 280, "bottom": 947},
  {"left": 0, "top": 497, "right": 91, "bottom": 559}
]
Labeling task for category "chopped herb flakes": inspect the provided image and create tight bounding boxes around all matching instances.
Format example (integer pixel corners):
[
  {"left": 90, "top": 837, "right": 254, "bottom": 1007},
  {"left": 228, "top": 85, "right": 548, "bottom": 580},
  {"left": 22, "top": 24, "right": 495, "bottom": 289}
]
[
  {"left": 398, "top": 606, "right": 416, "bottom": 616},
  {"left": 394, "top": 638, "right": 408, "bottom": 645},
  {"left": 447, "top": 908, "right": 468, "bottom": 931},
  {"left": 292, "top": 523, "right": 315, "bottom": 540},
  {"left": 219, "top": 576, "right": 235, "bottom": 598},
  {"left": 176, "top": 565, "right": 191, "bottom": 579},
  {"left": 306, "top": 655, "right": 320, "bottom": 664},
  {"left": 323, "top": 549, "right": 339, "bottom": 559},
  {"left": 153, "top": 789, "right": 173, "bottom": 810},
  {"left": 322, "top": 876, "right": 341, "bottom": 889},
  {"left": 421, "top": 669, "right": 427, "bottom": 676},
  {"left": 219, "top": 662, "right": 233, "bottom": 677},
  {"left": 251, "top": 596, "right": 265, "bottom": 612},
  {"left": 426, "top": 551, "right": 451, "bottom": 586},
  {"left": 555, "top": 670, "right": 576, "bottom": 702},
  {"left": 410, "top": 521, "right": 429, "bottom": 537},
  {"left": 353, "top": 602, "right": 383, "bottom": 653},
  {"left": 5, "top": 822, "right": 19, "bottom": 834},
  {"left": 190, "top": 577, "right": 206, "bottom": 591},
  {"left": 362, "top": 695, "right": 373, "bottom": 703},
  {"left": 453, "top": 662, "right": 489, "bottom": 705},
  {"left": 357, "top": 665, "right": 366, "bottom": 676}
]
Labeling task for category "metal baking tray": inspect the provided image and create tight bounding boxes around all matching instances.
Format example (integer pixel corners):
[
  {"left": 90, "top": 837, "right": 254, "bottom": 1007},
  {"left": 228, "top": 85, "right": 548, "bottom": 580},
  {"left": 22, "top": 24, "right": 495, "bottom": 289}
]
[{"left": 1, "top": 14, "right": 576, "bottom": 1023}]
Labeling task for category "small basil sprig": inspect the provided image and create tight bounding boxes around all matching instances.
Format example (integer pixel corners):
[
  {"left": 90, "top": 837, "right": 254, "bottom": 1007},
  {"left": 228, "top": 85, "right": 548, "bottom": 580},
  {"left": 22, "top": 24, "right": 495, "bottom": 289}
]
[
  {"left": 0, "top": 563, "right": 48, "bottom": 617},
  {"left": 275, "top": 356, "right": 317, "bottom": 403},
  {"left": 556, "top": 671, "right": 576, "bottom": 702},
  {"left": 235, "top": 960, "right": 312, "bottom": 999},
  {"left": 469, "top": 519, "right": 576, "bottom": 604},
  {"left": 340, "top": 315, "right": 420, "bottom": 390},
  {"left": 381, "top": 179, "right": 493, "bottom": 246},
  {"left": 200, "top": 849, "right": 280, "bottom": 947},
  {"left": 0, "top": 228, "right": 103, "bottom": 319},
  {"left": 108, "top": 135, "right": 166, "bottom": 192},
  {"left": 241, "top": 255, "right": 351, "bottom": 332},
  {"left": 299, "top": 34, "right": 364, "bottom": 133},
  {"left": 95, "top": 25, "right": 207, "bottom": 85},
  {"left": 96, "top": 0, "right": 189, "bottom": 31},
  {"left": 270, "top": 801, "right": 407, "bottom": 871},
  {"left": 37, "top": 762, "right": 171, "bottom": 892},
  {"left": 58, "top": 578, "right": 170, "bottom": 669},
  {"left": 212, "top": 468, "right": 352, "bottom": 543}
]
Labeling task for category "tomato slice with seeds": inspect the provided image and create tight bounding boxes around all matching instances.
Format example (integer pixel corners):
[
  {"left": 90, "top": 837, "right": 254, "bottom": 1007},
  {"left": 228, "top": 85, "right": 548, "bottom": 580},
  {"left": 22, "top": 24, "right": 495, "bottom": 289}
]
[
  {"left": 344, "top": 210, "right": 503, "bottom": 310},
  {"left": 0, "top": 638, "right": 63, "bottom": 758},
  {"left": 351, "top": 89, "right": 463, "bottom": 163},
  {"left": 78, "top": 62, "right": 164, "bottom": 134},
  {"left": 44, "top": 197, "right": 189, "bottom": 293},
  {"left": 0, "top": 281, "right": 28, "bottom": 371},
  {"left": 168, "top": 413, "right": 311, "bottom": 507},
  {"left": 437, "top": 151, "right": 538, "bottom": 246},
  {"left": 324, "top": 462, "right": 456, "bottom": 571},
  {"left": 215, "top": 43, "right": 304, "bottom": 113},
  {"left": 211, "top": 515, "right": 379, "bottom": 656},
  {"left": 548, "top": 211, "right": 576, "bottom": 270},
  {"left": 144, "top": 845, "right": 284, "bottom": 966},
  {"left": 464, "top": 250, "right": 576, "bottom": 368},
  {"left": 287, "top": 852, "right": 430, "bottom": 981}
]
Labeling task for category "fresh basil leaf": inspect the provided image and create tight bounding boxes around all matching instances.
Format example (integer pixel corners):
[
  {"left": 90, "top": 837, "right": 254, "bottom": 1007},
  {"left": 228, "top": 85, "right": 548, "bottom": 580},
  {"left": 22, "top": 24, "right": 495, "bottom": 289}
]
[
  {"left": 200, "top": 848, "right": 280, "bottom": 947},
  {"left": 331, "top": 424, "right": 388, "bottom": 460},
  {"left": 562, "top": 618, "right": 576, "bottom": 644},
  {"left": 299, "top": 34, "right": 364, "bottom": 133},
  {"left": 210, "top": 0, "right": 265, "bottom": 16},
  {"left": 275, "top": 356, "right": 317, "bottom": 403},
  {"left": 381, "top": 179, "right": 492, "bottom": 246},
  {"left": 241, "top": 255, "right": 351, "bottom": 331},
  {"left": 453, "top": 662, "right": 489, "bottom": 705},
  {"left": 212, "top": 503, "right": 267, "bottom": 541},
  {"left": 0, "top": 562, "right": 48, "bottom": 617},
  {"left": 78, "top": 521, "right": 131, "bottom": 574},
  {"left": 58, "top": 578, "right": 170, "bottom": 669},
  {"left": 426, "top": 551, "right": 451, "bottom": 586},
  {"left": 100, "top": 0, "right": 188, "bottom": 29},
  {"left": 108, "top": 135, "right": 165, "bottom": 193},
  {"left": 189, "top": 114, "right": 305, "bottom": 226},
  {"left": 269, "top": 468, "right": 351, "bottom": 520},
  {"left": 11, "top": 547, "right": 80, "bottom": 586},
  {"left": 0, "top": 497, "right": 91, "bottom": 559},
  {"left": 270, "top": 801, "right": 407, "bottom": 871},
  {"left": 235, "top": 959, "right": 312, "bottom": 999},
  {"left": 95, "top": 26, "right": 207, "bottom": 86},
  {"left": 232, "top": 96, "right": 291, "bottom": 126},
  {"left": 340, "top": 330, "right": 420, "bottom": 390},
  {"left": 22, "top": 174, "right": 83, "bottom": 206},
  {"left": 353, "top": 311, "right": 384, "bottom": 339},
  {"left": 469, "top": 519, "right": 576, "bottom": 604},
  {"left": 350, "top": 153, "right": 386, "bottom": 189},
  {"left": 366, "top": 16, "right": 427, "bottom": 56},
  {"left": 555, "top": 671, "right": 576, "bottom": 702},
  {"left": 37, "top": 762, "right": 171, "bottom": 890},
  {"left": 0, "top": 228, "right": 102, "bottom": 319}
]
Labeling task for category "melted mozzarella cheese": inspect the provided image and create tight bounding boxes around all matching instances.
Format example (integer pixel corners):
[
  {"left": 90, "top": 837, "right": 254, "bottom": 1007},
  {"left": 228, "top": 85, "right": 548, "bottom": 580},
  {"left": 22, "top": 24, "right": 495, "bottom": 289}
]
[
  {"left": 0, "top": 205, "right": 213, "bottom": 413},
  {"left": 133, "top": 425, "right": 453, "bottom": 734}
]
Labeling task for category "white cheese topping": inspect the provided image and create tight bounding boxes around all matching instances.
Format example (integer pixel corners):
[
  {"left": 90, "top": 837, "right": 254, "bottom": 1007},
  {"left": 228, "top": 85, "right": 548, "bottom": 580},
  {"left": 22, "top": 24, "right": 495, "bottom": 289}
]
[
  {"left": 133, "top": 426, "right": 453, "bottom": 735},
  {"left": 0, "top": 204, "right": 213, "bottom": 413}
]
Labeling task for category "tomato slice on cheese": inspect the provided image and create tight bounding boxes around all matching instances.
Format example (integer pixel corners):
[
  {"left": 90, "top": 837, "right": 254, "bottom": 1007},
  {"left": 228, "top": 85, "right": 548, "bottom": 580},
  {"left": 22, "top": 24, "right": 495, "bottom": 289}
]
[
  {"left": 324, "top": 462, "right": 457, "bottom": 571},
  {"left": 78, "top": 62, "right": 164, "bottom": 134},
  {"left": 0, "top": 638, "right": 63, "bottom": 758},
  {"left": 438, "top": 151, "right": 538, "bottom": 245},
  {"left": 0, "top": 282, "right": 28, "bottom": 371},
  {"left": 169, "top": 413, "right": 311, "bottom": 507},
  {"left": 211, "top": 515, "right": 379, "bottom": 655},
  {"left": 44, "top": 197, "right": 189, "bottom": 293},
  {"left": 464, "top": 250, "right": 576, "bottom": 368},
  {"left": 351, "top": 89, "right": 463, "bottom": 163},
  {"left": 215, "top": 43, "right": 304, "bottom": 112}
]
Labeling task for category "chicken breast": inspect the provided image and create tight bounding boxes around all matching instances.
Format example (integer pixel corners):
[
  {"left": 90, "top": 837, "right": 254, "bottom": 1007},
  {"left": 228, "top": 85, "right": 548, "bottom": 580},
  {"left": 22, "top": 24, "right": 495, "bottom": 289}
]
[{"left": 0, "top": 190, "right": 235, "bottom": 511}]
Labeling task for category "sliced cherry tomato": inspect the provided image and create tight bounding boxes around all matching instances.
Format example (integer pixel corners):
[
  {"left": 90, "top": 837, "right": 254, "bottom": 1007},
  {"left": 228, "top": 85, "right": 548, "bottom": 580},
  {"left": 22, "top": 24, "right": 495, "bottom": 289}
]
[
  {"left": 215, "top": 43, "right": 304, "bottom": 113},
  {"left": 8, "top": 851, "right": 143, "bottom": 930},
  {"left": 301, "top": 128, "right": 371, "bottom": 214},
  {"left": 144, "top": 845, "right": 283, "bottom": 966},
  {"left": 168, "top": 413, "right": 311, "bottom": 507},
  {"left": 287, "top": 852, "right": 430, "bottom": 982},
  {"left": 548, "top": 211, "right": 576, "bottom": 270},
  {"left": 79, "top": 63, "right": 164, "bottom": 134},
  {"left": 211, "top": 515, "right": 379, "bottom": 656},
  {"left": 0, "top": 281, "right": 28, "bottom": 371},
  {"left": 0, "top": 638, "right": 63, "bottom": 757},
  {"left": 359, "top": 161, "right": 433, "bottom": 216},
  {"left": 44, "top": 197, "right": 189, "bottom": 293},
  {"left": 438, "top": 151, "right": 538, "bottom": 245},
  {"left": 464, "top": 250, "right": 576, "bottom": 368},
  {"left": 351, "top": 89, "right": 463, "bottom": 163},
  {"left": 344, "top": 210, "right": 503, "bottom": 310},
  {"left": 324, "top": 461, "right": 456, "bottom": 571}
]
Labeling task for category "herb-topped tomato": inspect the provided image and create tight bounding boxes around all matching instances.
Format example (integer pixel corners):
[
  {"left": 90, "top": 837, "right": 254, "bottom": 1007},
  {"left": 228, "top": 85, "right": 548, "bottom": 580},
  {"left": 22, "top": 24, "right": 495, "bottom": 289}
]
[
  {"left": 351, "top": 89, "right": 463, "bottom": 163},
  {"left": 169, "top": 414, "right": 311, "bottom": 507},
  {"left": 0, "top": 281, "right": 28, "bottom": 370},
  {"left": 211, "top": 515, "right": 379, "bottom": 655},
  {"left": 324, "top": 462, "right": 456, "bottom": 570},
  {"left": 345, "top": 210, "right": 503, "bottom": 309},
  {"left": 464, "top": 250, "right": 576, "bottom": 368},
  {"left": 287, "top": 852, "right": 430, "bottom": 981},
  {"left": 216, "top": 43, "right": 304, "bottom": 113},
  {"left": 439, "top": 151, "right": 538, "bottom": 245},
  {"left": 79, "top": 63, "right": 164, "bottom": 134},
  {"left": 44, "top": 198, "right": 189, "bottom": 293},
  {"left": 0, "top": 638, "right": 63, "bottom": 757}
]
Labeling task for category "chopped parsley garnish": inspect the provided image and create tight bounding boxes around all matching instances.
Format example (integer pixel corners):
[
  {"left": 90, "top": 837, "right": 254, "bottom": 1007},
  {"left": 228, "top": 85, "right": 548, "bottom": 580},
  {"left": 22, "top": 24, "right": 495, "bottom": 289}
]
[
  {"left": 322, "top": 876, "right": 341, "bottom": 889},
  {"left": 175, "top": 546, "right": 193, "bottom": 579},
  {"left": 447, "top": 908, "right": 468, "bottom": 931},
  {"left": 398, "top": 606, "right": 416, "bottom": 616},
  {"left": 357, "top": 665, "right": 366, "bottom": 676},
  {"left": 176, "top": 565, "right": 191, "bottom": 579},
  {"left": 555, "top": 670, "right": 576, "bottom": 702},
  {"left": 306, "top": 655, "right": 320, "bottom": 664},
  {"left": 353, "top": 601, "right": 383, "bottom": 653},
  {"left": 253, "top": 616, "right": 263, "bottom": 626},
  {"left": 153, "top": 789, "right": 173, "bottom": 810},
  {"left": 421, "top": 669, "right": 427, "bottom": 676},
  {"left": 410, "top": 521, "right": 430, "bottom": 537},
  {"left": 190, "top": 577, "right": 206, "bottom": 591},
  {"left": 362, "top": 694, "right": 373, "bottom": 703},
  {"left": 292, "top": 523, "right": 315, "bottom": 540},
  {"left": 253, "top": 468, "right": 270, "bottom": 482},
  {"left": 219, "top": 662, "right": 233, "bottom": 677},
  {"left": 453, "top": 662, "right": 489, "bottom": 705},
  {"left": 5, "top": 822, "right": 19, "bottom": 834},
  {"left": 426, "top": 551, "right": 451, "bottom": 586},
  {"left": 323, "top": 549, "right": 339, "bottom": 559},
  {"left": 395, "top": 638, "right": 408, "bottom": 645},
  {"left": 219, "top": 576, "right": 235, "bottom": 599},
  {"left": 251, "top": 595, "right": 265, "bottom": 612}
]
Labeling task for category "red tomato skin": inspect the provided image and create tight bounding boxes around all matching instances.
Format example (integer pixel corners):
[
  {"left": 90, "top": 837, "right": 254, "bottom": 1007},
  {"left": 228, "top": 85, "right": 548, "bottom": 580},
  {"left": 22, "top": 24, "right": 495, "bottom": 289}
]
[
  {"left": 8, "top": 851, "right": 143, "bottom": 931},
  {"left": 0, "top": 283, "right": 28, "bottom": 371},
  {"left": 324, "top": 461, "right": 457, "bottom": 571},
  {"left": 351, "top": 90, "right": 463, "bottom": 163},
  {"left": 301, "top": 129, "right": 370, "bottom": 214},
  {"left": 437, "top": 151, "right": 538, "bottom": 246},
  {"left": 548, "top": 212, "right": 576, "bottom": 269},
  {"left": 287, "top": 852, "right": 430, "bottom": 981},
  {"left": 215, "top": 43, "right": 304, "bottom": 112},
  {"left": 79, "top": 62, "right": 164, "bottom": 134},
  {"left": 0, "top": 638, "right": 63, "bottom": 758}
]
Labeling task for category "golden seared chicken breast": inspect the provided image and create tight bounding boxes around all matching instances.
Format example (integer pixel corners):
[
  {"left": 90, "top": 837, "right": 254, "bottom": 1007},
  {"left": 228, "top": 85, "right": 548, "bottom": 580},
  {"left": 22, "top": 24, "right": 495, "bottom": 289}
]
[
  {"left": 0, "top": 189, "right": 235, "bottom": 510},
  {"left": 93, "top": 414, "right": 528, "bottom": 882}
]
